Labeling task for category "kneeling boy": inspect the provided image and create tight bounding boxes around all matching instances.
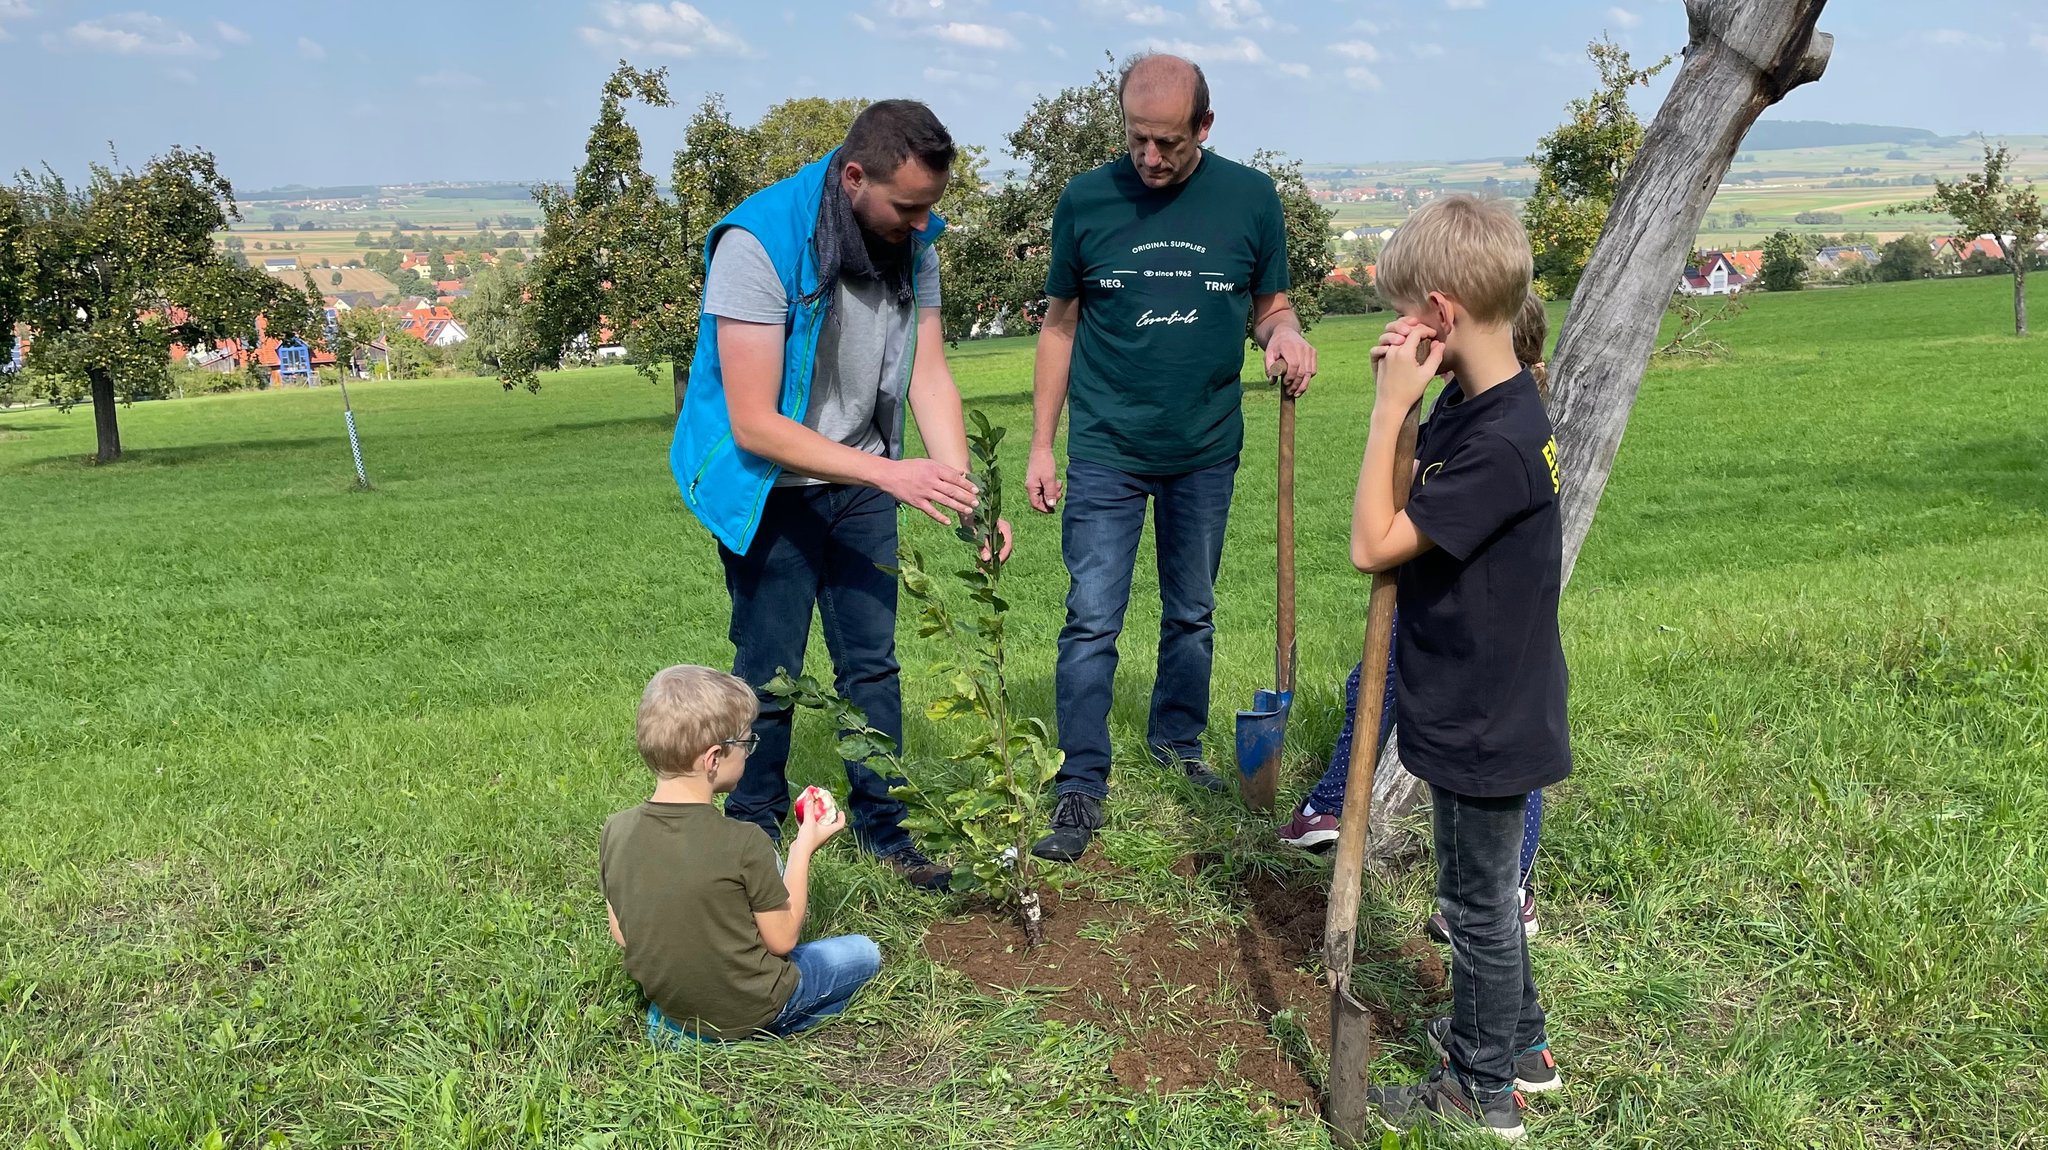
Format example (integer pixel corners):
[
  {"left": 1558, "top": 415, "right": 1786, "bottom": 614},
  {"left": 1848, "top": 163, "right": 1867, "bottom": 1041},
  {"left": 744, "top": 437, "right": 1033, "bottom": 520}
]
[{"left": 602, "top": 664, "right": 880, "bottom": 1040}]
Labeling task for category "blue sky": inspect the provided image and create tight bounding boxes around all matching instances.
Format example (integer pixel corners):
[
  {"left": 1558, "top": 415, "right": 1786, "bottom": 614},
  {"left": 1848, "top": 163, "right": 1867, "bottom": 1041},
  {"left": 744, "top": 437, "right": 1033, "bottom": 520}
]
[{"left": 1, "top": 0, "right": 2043, "bottom": 190}]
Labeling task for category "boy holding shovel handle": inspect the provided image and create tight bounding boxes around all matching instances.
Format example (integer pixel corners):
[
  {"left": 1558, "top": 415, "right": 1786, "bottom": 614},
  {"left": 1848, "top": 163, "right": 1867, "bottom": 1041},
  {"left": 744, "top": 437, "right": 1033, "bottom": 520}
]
[{"left": 1324, "top": 195, "right": 1572, "bottom": 1144}]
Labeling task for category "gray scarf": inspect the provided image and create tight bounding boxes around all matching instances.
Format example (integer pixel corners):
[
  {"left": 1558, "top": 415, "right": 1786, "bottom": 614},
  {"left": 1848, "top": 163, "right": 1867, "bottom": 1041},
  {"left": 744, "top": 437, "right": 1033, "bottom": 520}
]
[{"left": 814, "top": 153, "right": 915, "bottom": 305}]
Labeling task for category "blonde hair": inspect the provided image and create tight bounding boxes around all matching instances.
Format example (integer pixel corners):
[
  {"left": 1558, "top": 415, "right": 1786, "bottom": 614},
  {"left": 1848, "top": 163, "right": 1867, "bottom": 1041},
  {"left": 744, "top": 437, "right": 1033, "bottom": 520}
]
[
  {"left": 635, "top": 665, "right": 758, "bottom": 778},
  {"left": 1512, "top": 290, "right": 1550, "bottom": 397},
  {"left": 1375, "top": 194, "right": 1534, "bottom": 327}
]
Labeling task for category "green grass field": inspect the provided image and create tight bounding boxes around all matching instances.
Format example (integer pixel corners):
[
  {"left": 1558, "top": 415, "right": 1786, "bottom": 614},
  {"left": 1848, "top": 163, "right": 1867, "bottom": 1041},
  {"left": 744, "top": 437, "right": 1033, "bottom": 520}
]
[{"left": 3, "top": 276, "right": 2044, "bottom": 1147}]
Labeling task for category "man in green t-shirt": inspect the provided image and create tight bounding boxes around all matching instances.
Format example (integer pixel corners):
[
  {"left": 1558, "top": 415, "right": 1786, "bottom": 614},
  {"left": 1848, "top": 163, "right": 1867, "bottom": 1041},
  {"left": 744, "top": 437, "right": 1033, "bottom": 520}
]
[{"left": 1027, "top": 53, "right": 1318, "bottom": 863}]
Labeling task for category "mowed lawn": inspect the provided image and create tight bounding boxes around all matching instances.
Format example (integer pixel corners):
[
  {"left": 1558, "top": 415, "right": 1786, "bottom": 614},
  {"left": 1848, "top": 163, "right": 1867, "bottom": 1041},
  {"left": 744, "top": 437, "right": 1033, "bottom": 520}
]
[{"left": 2, "top": 276, "right": 2044, "bottom": 1148}]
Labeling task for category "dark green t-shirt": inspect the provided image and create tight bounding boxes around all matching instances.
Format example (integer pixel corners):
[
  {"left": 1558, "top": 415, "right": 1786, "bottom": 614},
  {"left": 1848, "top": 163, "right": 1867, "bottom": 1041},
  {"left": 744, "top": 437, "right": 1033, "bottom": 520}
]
[
  {"left": 1046, "top": 152, "right": 1290, "bottom": 474},
  {"left": 599, "top": 802, "right": 796, "bottom": 1038}
]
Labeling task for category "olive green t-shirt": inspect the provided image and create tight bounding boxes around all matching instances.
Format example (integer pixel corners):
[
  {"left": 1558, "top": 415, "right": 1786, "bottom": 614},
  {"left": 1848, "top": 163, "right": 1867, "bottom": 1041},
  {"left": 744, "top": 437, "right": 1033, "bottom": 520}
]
[
  {"left": 1045, "top": 151, "right": 1290, "bottom": 474},
  {"left": 599, "top": 802, "right": 796, "bottom": 1038}
]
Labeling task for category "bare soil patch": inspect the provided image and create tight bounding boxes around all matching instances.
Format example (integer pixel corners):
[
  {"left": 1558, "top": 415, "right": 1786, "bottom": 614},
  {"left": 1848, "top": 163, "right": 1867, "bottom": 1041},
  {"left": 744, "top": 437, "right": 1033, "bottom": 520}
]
[{"left": 924, "top": 864, "right": 1446, "bottom": 1105}]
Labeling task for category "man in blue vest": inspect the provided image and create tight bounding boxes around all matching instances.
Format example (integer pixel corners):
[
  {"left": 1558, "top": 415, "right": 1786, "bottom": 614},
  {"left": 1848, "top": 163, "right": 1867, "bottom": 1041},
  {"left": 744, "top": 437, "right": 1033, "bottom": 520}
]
[
  {"left": 1026, "top": 55, "right": 1318, "bottom": 862},
  {"left": 671, "top": 101, "right": 1011, "bottom": 890}
]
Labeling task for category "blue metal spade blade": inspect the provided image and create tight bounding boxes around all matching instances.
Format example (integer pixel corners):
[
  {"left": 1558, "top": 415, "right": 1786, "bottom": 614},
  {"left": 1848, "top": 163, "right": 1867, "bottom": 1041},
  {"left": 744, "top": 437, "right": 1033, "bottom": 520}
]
[{"left": 1234, "top": 688, "right": 1293, "bottom": 812}]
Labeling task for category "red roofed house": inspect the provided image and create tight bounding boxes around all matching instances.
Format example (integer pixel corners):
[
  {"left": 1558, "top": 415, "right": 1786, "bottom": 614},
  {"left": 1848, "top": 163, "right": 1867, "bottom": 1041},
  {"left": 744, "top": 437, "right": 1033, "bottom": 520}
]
[
  {"left": 1324, "top": 269, "right": 1359, "bottom": 288},
  {"left": 400, "top": 251, "right": 432, "bottom": 272},
  {"left": 1679, "top": 250, "right": 1751, "bottom": 296},
  {"left": 401, "top": 304, "right": 469, "bottom": 348},
  {"left": 433, "top": 279, "right": 466, "bottom": 296},
  {"left": 171, "top": 315, "right": 337, "bottom": 386},
  {"left": 1723, "top": 250, "right": 1764, "bottom": 279}
]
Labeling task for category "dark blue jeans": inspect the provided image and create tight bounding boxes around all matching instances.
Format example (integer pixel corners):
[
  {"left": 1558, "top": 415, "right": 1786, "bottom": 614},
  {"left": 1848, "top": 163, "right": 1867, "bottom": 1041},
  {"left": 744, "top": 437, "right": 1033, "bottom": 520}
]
[
  {"left": 1434, "top": 784, "right": 1547, "bottom": 1095},
  {"left": 718, "top": 484, "right": 910, "bottom": 857},
  {"left": 1054, "top": 455, "right": 1239, "bottom": 799}
]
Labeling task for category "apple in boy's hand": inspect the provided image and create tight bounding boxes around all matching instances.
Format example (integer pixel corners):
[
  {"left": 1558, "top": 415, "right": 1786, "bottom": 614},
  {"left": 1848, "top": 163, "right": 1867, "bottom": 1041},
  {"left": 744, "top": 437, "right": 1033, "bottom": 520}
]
[{"left": 793, "top": 785, "right": 838, "bottom": 824}]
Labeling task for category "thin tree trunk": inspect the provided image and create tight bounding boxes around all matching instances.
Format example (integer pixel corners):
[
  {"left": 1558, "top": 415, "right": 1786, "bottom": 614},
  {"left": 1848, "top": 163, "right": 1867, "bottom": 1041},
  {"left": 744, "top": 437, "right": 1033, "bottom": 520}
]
[
  {"left": 672, "top": 361, "right": 688, "bottom": 416},
  {"left": 88, "top": 365, "right": 122, "bottom": 464},
  {"left": 1363, "top": 0, "right": 1835, "bottom": 863},
  {"left": 2016, "top": 267, "right": 2028, "bottom": 336}
]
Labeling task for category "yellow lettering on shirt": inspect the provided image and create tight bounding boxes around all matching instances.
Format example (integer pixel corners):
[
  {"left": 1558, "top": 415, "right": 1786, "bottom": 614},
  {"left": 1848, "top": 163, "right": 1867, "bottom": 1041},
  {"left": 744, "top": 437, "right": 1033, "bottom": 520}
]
[{"left": 1541, "top": 437, "right": 1560, "bottom": 494}]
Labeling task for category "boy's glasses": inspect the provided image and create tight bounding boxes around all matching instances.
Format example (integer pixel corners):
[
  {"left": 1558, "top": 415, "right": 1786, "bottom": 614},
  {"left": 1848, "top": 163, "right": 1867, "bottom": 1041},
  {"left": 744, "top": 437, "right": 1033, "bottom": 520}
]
[{"left": 720, "top": 733, "right": 761, "bottom": 754}]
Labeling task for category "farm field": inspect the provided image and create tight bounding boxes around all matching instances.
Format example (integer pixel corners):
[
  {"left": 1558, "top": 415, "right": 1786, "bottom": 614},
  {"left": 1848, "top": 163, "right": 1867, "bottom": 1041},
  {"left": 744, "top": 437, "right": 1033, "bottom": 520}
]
[{"left": 2, "top": 275, "right": 2044, "bottom": 1147}]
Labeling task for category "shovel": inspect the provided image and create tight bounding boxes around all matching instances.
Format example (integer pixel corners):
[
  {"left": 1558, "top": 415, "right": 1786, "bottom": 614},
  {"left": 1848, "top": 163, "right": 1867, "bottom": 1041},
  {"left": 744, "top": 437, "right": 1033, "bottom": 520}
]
[
  {"left": 1234, "top": 359, "right": 1297, "bottom": 813},
  {"left": 1323, "top": 341, "right": 1426, "bottom": 1145}
]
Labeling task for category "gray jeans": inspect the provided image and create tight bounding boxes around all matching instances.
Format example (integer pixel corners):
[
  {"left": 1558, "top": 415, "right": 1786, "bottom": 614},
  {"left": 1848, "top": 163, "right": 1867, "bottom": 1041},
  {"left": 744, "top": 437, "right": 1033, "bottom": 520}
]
[{"left": 1433, "top": 784, "right": 1548, "bottom": 1094}]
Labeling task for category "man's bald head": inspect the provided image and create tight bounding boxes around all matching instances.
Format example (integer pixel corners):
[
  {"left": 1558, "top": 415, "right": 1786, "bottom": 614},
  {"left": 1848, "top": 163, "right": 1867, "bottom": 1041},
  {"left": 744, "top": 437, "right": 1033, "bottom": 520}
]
[{"left": 1118, "top": 53, "right": 1210, "bottom": 133}]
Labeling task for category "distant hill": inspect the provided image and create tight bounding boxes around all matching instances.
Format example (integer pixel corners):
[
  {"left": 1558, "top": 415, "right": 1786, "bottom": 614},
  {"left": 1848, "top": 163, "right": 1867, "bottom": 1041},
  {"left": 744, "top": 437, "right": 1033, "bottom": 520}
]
[{"left": 1742, "top": 121, "right": 1941, "bottom": 150}]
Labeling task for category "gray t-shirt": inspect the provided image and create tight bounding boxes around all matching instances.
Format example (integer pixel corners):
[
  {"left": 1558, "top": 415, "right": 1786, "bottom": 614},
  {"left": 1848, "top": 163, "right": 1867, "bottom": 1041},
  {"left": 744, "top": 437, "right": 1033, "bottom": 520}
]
[{"left": 704, "top": 229, "right": 941, "bottom": 487}]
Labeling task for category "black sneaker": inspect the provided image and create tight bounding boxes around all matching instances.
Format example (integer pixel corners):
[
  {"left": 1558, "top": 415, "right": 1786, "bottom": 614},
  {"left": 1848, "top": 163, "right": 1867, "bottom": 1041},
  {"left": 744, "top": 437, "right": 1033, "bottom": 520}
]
[
  {"left": 1425, "top": 1016, "right": 1562, "bottom": 1094},
  {"left": 1153, "top": 749, "right": 1228, "bottom": 793},
  {"left": 878, "top": 844, "right": 952, "bottom": 891},
  {"left": 1030, "top": 793, "right": 1104, "bottom": 863},
  {"left": 1369, "top": 1065, "right": 1526, "bottom": 1142}
]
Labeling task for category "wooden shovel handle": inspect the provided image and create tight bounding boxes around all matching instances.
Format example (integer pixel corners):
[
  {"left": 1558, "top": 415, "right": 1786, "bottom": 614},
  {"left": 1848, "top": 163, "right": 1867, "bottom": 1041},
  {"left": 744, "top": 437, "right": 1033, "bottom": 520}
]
[
  {"left": 1322, "top": 339, "right": 1428, "bottom": 985},
  {"left": 1276, "top": 365, "right": 1296, "bottom": 693}
]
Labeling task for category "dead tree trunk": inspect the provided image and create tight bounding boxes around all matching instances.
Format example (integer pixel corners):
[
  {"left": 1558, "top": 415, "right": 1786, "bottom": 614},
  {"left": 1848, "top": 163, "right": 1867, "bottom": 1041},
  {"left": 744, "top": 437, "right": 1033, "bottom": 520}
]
[
  {"left": 1551, "top": 0, "right": 1833, "bottom": 585},
  {"left": 1362, "top": 0, "right": 1834, "bottom": 863}
]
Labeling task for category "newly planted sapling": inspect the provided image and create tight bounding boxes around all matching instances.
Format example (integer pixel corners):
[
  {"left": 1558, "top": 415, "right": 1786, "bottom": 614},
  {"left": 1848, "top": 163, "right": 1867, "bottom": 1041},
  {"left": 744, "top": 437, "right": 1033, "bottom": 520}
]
[
  {"left": 766, "top": 411, "right": 1061, "bottom": 946},
  {"left": 893, "top": 411, "right": 1062, "bottom": 945}
]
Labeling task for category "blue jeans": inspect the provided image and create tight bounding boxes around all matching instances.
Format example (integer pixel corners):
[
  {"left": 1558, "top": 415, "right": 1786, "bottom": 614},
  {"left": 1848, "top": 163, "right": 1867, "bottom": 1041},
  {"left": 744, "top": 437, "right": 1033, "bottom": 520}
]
[
  {"left": 1307, "top": 614, "right": 1541, "bottom": 886},
  {"left": 647, "top": 934, "right": 883, "bottom": 1042},
  {"left": 1053, "top": 455, "right": 1240, "bottom": 799},
  {"left": 1433, "top": 786, "right": 1546, "bottom": 1094},
  {"left": 719, "top": 484, "right": 910, "bottom": 857}
]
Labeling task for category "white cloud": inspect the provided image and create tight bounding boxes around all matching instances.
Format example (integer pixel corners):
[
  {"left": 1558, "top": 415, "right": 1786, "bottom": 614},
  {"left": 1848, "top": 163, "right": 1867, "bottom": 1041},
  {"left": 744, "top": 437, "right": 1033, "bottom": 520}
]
[
  {"left": 1345, "top": 65, "right": 1382, "bottom": 90},
  {"left": 2032, "top": 31, "right": 2048, "bottom": 55},
  {"left": 0, "top": 0, "right": 31, "bottom": 36},
  {"left": 1087, "top": 0, "right": 1169, "bottom": 25},
  {"left": 297, "top": 36, "right": 325, "bottom": 59},
  {"left": 1142, "top": 35, "right": 1268, "bottom": 64},
  {"left": 66, "top": 13, "right": 212, "bottom": 57},
  {"left": 1330, "top": 40, "right": 1379, "bottom": 62},
  {"left": 418, "top": 69, "right": 485, "bottom": 90},
  {"left": 1608, "top": 7, "right": 1640, "bottom": 28},
  {"left": 166, "top": 66, "right": 197, "bottom": 84},
  {"left": 1416, "top": 42, "right": 1445, "bottom": 58},
  {"left": 924, "top": 21, "right": 1016, "bottom": 48},
  {"left": 883, "top": 0, "right": 983, "bottom": 15},
  {"left": 1443, "top": 0, "right": 1484, "bottom": 9},
  {"left": 213, "top": 20, "right": 249, "bottom": 44},
  {"left": 1930, "top": 28, "right": 2000, "bottom": 51},
  {"left": 850, "top": 12, "right": 877, "bottom": 31},
  {"left": 1538, "top": 47, "right": 1577, "bottom": 67},
  {"left": 1278, "top": 62, "right": 1311, "bottom": 79},
  {"left": 578, "top": 1, "right": 751, "bottom": 58},
  {"left": 1349, "top": 18, "right": 1381, "bottom": 35},
  {"left": 1012, "top": 10, "right": 1056, "bottom": 30},
  {"left": 1202, "top": 0, "right": 1271, "bottom": 30}
]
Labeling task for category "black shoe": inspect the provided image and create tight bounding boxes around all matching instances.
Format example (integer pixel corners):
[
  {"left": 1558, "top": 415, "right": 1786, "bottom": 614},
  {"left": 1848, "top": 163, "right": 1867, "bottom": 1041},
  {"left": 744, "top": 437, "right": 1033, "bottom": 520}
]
[
  {"left": 1425, "top": 1016, "right": 1562, "bottom": 1094},
  {"left": 1030, "top": 793, "right": 1104, "bottom": 863},
  {"left": 1179, "top": 759, "right": 1229, "bottom": 793},
  {"left": 1152, "top": 748, "right": 1228, "bottom": 793},
  {"left": 878, "top": 844, "right": 952, "bottom": 891},
  {"left": 1369, "top": 1065, "right": 1527, "bottom": 1141}
]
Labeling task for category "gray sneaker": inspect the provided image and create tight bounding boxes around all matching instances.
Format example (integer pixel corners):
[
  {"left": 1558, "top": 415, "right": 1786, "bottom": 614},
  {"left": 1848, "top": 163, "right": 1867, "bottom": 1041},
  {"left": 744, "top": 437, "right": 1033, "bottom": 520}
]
[
  {"left": 1425, "top": 1015, "right": 1562, "bottom": 1094},
  {"left": 1369, "top": 1065, "right": 1526, "bottom": 1141}
]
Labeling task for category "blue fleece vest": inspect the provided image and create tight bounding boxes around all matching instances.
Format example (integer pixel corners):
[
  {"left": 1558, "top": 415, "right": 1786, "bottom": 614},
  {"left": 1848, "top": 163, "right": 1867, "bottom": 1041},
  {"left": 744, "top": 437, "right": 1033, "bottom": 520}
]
[{"left": 669, "top": 151, "right": 945, "bottom": 555}]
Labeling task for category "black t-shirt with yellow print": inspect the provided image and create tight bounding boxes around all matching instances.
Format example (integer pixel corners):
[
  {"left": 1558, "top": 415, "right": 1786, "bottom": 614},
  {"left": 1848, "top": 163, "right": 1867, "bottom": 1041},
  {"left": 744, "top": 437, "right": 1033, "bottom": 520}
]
[{"left": 1395, "top": 369, "right": 1572, "bottom": 798}]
